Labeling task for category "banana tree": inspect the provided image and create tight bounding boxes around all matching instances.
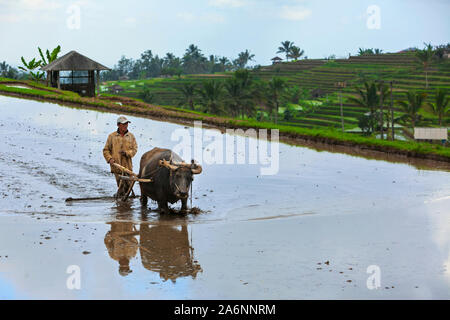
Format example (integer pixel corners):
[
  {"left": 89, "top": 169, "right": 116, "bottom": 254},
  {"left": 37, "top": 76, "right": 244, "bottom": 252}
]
[
  {"left": 38, "top": 45, "right": 61, "bottom": 66},
  {"left": 19, "top": 57, "right": 44, "bottom": 81}
]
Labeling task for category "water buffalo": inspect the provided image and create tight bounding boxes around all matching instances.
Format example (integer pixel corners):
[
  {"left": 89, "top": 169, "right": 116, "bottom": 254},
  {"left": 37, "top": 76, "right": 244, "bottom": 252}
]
[{"left": 138, "top": 147, "right": 202, "bottom": 213}]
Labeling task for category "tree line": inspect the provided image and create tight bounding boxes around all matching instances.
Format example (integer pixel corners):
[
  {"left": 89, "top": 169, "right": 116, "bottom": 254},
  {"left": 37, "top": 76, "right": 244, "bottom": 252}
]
[
  {"left": 174, "top": 69, "right": 313, "bottom": 124},
  {"left": 101, "top": 45, "right": 258, "bottom": 81}
]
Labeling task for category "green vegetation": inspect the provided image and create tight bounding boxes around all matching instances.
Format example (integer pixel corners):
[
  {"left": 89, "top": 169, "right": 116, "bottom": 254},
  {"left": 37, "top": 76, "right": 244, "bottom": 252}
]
[
  {"left": 19, "top": 45, "right": 61, "bottom": 81},
  {"left": 426, "top": 88, "right": 449, "bottom": 126},
  {"left": 2, "top": 42, "right": 449, "bottom": 161},
  {"left": 397, "top": 91, "right": 428, "bottom": 128},
  {"left": 0, "top": 77, "right": 449, "bottom": 161},
  {"left": 102, "top": 48, "right": 449, "bottom": 139}
]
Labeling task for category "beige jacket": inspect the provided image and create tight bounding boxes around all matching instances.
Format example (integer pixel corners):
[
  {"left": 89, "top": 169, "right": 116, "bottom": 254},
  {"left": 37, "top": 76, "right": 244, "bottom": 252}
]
[{"left": 103, "top": 130, "right": 138, "bottom": 173}]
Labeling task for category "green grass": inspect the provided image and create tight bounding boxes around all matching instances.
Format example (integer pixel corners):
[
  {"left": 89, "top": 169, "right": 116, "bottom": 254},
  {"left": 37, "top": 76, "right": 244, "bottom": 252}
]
[{"left": 2, "top": 61, "right": 450, "bottom": 161}]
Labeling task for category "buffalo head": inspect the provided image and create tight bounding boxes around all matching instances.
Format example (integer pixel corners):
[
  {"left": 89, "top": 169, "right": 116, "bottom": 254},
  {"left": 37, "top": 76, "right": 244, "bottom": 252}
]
[{"left": 159, "top": 159, "right": 202, "bottom": 199}]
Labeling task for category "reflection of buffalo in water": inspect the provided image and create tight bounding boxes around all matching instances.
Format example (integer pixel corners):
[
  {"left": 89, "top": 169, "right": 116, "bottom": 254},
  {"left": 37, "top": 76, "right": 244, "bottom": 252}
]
[
  {"left": 103, "top": 220, "right": 202, "bottom": 282},
  {"left": 138, "top": 148, "right": 202, "bottom": 213},
  {"left": 139, "top": 223, "right": 202, "bottom": 283},
  {"left": 104, "top": 221, "right": 139, "bottom": 276}
]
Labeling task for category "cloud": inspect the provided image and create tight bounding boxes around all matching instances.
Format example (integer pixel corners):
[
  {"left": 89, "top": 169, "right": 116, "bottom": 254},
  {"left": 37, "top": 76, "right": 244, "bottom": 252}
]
[
  {"left": 280, "top": 5, "right": 312, "bottom": 21},
  {"left": 124, "top": 17, "right": 137, "bottom": 27},
  {"left": 0, "top": 0, "right": 63, "bottom": 23},
  {"left": 176, "top": 12, "right": 196, "bottom": 22},
  {"left": 208, "top": 0, "right": 247, "bottom": 8},
  {"left": 176, "top": 12, "right": 225, "bottom": 23},
  {"left": 0, "top": 0, "right": 62, "bottom": 10}
]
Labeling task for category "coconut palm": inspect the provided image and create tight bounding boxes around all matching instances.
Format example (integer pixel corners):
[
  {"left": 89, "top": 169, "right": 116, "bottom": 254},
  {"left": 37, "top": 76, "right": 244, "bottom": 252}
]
[
  {"left": 182, "top": 44, "right": 207, "bottom": 74},
  {"left": 218, "top": 56, "right": 231, "bottom": 72},
  {"left": 198, "top": 80, "right": 224, "bottom": 114},
  {"left": 427, "top": 88, "right": 449, "bottom": 126},
  {"left": 224, "top": 70, "right": 256, "bottom": 118},
  {"left": 358, "top": 48, "right": 374, "bottom": 56},
  {"left": 415, "top": 43, "right": 434, "bottom": 89},
  {"left": 178, "top": 83, "right": 197, "bottom": 110},
  {"left": 288, "top": 46, "right": 305, "bottom": 61},
  {"left": 374, "top": 48, "right": 383, "bottom": 55},
  {"left": 233, "top": 50, "right": 255, "bottom": 69},
  {"left": 266, "top": 77, "right": 287, "bottom": 123},
  {"left": 277, "top": 41, "right": 294, "bottom": 62},
  {"left": 347, "top": 81, "right": 387, "bottom": 133},
  {"left": 397, "top": 91, "right": 427, "bottom": 128}
]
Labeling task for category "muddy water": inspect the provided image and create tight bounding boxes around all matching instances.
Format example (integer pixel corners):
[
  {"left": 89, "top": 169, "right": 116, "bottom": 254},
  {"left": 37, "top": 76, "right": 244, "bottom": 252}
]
[{"left": 0, "top": 95, "right": 449, "bottom": 299}]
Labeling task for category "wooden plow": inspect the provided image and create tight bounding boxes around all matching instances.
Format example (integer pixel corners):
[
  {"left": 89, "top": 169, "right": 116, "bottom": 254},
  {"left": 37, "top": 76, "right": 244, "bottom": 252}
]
[
  {"left": 65, "top": 163, "right": 151, "bottom": 202},
  {"left": 112, "top": 163, "right": 152, "bottom": 201}
]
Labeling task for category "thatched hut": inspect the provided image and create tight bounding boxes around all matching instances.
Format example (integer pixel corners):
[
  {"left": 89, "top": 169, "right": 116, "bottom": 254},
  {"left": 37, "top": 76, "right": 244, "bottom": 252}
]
[
  {"left": 271, "top": 56, "right": 283, "bottom": 64},
  {"left": 41, "top": 50, "right": 110, "bottom": 97}
]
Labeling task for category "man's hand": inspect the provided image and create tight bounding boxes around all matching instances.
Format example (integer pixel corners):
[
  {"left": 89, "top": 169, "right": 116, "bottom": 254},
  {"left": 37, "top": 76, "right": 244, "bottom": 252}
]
[{"left": 108, "top": 158, "right": 115, "bottom": 164}]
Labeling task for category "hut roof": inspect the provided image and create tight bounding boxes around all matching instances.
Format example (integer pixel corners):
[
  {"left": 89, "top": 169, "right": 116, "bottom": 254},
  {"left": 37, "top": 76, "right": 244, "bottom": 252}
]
[
  {"left": 41, "top": 50, "right": 111, "bottom": 71},
  {"left": 271, "top": 56, "right": 283, "bottom": 61}
]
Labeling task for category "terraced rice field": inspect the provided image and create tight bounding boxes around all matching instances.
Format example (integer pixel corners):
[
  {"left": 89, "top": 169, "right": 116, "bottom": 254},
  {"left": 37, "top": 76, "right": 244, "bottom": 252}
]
[{"left": 105, "top": 53, "right": 450, "bottom": 133}]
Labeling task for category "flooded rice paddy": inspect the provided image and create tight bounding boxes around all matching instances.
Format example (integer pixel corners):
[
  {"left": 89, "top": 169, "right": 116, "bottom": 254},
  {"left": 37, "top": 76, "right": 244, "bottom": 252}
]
[{"left": 0, "top": 95, "right": 449, "bottom": 299}]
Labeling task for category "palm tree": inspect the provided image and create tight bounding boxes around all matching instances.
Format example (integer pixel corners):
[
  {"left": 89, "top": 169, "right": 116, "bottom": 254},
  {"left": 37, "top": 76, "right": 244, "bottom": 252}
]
[
  {"left": 198, "top": 80, "right": 224, "bottom": 114},
  {"left": 234, "top": 50, "right": 255, "bottom": 69},
  {"left": 266, "top": 77, "right": 287, "bottom": 123},
  {"left": 288, "top": 46, "right": 304, "bottom": 61},
  {"left": 347, "top": 82, "right": 383, "bottom": 133},
  {"left": 427, "top": 88, "right": 449, "bottom": 126},
  {"left": 397, "top": 91, "right": 427, "bottom": 128},
  {"left": 224, "top": 78, "right": 242, "bottom": 117},
  {"left": 218, "top": 56, "right": 231, "bottom": 72},
  {"left": 223, "top": 69, "right": 256, "bottom": 118},
  {"left": 277, "top": 41, "right": 294, "bottom": 62},
  {"left": 358, "top": 48, "right": 374, "bottom": 56},
  {"left": 374, "top": 48, "right": 383, "bottom": 55},
  {"left": 182, "top": 44, "right": 207, "bottom": 74},
  {"left": 415, "top": 43, "right": 434, "bottom": 89},
  {"left": 179, "top": 83, "right": 197, "bottom": 110}
]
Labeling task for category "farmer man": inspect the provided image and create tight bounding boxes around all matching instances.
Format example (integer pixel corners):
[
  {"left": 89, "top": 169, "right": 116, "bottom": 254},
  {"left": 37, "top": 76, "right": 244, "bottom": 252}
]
[{"left": 103, "top": 116, "right": 138, "bottom": 198}]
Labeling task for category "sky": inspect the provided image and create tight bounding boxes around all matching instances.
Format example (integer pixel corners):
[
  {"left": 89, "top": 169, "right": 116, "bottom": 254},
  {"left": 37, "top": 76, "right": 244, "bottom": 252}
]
[{"left": 0, "top": 0, "right": 449, "bottom": 68}]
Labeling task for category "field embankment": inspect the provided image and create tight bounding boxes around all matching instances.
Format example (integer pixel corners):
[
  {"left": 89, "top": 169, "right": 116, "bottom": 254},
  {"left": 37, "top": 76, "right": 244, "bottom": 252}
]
[{"left": 0, "top": 77, "right": 449, "bottom": 163}]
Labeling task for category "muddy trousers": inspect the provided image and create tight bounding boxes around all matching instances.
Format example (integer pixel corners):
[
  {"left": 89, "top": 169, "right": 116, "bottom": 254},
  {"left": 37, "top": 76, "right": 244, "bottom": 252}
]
[{"left": 114, "top": 173, "right": 132, "bottom": 198}]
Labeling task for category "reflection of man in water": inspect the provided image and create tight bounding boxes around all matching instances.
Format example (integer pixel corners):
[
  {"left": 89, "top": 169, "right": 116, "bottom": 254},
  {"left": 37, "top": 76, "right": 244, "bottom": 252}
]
[
  {"left": 102, "top": 116, "right": 138, "bottom": 198},
  {"left": 104, "top": 221, "right": 139, "bottom": 276},
  {"left": 139, "top": 223, "right": 202, "bottom": 283}
]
